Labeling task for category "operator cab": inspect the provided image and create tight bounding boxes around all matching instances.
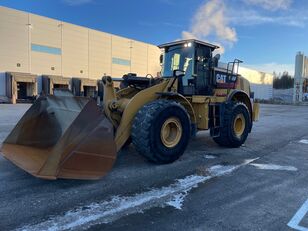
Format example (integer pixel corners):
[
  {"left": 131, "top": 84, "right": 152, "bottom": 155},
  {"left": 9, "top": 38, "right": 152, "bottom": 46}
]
[{"left": 159, "top": 39, "right": 240, "bottom": 96}]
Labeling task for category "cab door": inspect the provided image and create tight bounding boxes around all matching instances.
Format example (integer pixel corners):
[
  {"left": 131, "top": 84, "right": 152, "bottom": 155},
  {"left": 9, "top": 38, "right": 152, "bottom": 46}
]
[{"left": 195, "top": 45, "right": 212, "bottom": 95}]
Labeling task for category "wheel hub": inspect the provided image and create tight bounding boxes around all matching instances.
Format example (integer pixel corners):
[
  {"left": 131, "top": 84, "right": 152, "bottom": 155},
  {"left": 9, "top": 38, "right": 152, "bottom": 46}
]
[
  {"left": 160, "top": 117, "right": 182, "bottom": 148},
  {"left": 233, "top": 113, "right": 245, "bottom": 137}
]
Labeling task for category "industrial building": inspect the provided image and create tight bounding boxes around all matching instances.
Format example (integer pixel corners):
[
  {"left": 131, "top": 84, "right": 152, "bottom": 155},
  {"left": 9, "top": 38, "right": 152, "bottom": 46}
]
[
  {"left": 238, "top": 66, "right": 273, "bottom": 100},
  {"left": 0, "top": 6, "right": 273, "bottom": 103},
  {"left": 0, "top": 6, "right": 161, "bottom": 103},
  {"left": 218, "top": 63, "right": 273, "bottom": 100},
  {"left": 293, "top": 52, "right": 308, "bottom": 103}
]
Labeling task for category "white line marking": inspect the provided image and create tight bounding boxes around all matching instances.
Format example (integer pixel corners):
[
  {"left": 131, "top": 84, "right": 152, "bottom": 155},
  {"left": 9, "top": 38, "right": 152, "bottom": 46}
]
[
  {"left": 299, "top": 139, "right": 308, "bottom": 145},
  {"left": 17, "top": 158, "right": 258, "bottom": 231},
  {"left": 288, "top": 199, "right": 308, "bottom": 231},
  {"left": 250, "top": 163, "right": 298, "bottom": 171}
]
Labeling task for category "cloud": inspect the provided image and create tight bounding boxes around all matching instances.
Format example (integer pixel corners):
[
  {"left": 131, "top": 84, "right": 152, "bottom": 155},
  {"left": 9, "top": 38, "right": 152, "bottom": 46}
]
[
  {"left": 182, "top": 0, "right": 237, "bottom": 54},
  {"left": 234, "top": 0, "right": 308, "bottom": 28},
  {"left": 243, "top": 0, "right": 292, "bottom": 11},
  {"left": 181, "top": 0, "right": 306, "bottom": 55},
  {"left": 227, "top": 9, "right": 308, "bottom": 27},
  {"left": 62, "top": 0, "right": 92, "bottom": 6},
  {"left": 244, "top": 62, "right": 295, "bottom": 75}
]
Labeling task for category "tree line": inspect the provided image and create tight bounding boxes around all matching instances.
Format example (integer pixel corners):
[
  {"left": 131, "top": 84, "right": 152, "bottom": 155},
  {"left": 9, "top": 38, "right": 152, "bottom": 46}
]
[{"left": 273, "top": 71, "right": 294, "bottom": 89}]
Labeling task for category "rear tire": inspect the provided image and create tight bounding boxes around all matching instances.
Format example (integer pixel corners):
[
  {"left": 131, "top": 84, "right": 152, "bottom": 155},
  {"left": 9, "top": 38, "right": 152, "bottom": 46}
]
[
  {"left": 132, "top": 100, "right": 191, "bottom": 164},
  {"left": 212, "top": 102, "right": 251, "bottom": 148}
]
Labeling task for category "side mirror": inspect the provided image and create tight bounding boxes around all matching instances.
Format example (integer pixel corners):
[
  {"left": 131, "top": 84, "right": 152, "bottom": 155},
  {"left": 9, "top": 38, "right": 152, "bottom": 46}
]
[
  {"left": 212, "top": 54, "right": 220, "bottom": 67},
  {"left": 173, "top": 69, "right": 185, "bottom": 78},
  {"left": 214, "top": 54, "right": 221, "bottom": 60},
  {"left": 159, "top": 54, "right": 163, "bottom": 65}
]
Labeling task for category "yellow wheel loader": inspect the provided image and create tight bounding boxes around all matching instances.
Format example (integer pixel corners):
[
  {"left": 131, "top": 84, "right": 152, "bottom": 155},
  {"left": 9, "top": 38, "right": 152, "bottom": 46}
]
[{"left": 0, "top": 39, "right": 260, "bottom": 180}]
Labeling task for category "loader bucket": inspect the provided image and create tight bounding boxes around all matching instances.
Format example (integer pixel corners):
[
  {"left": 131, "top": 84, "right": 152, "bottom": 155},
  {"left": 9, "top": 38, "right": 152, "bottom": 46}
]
[{"left": 0, "top": 95, "right": 117, "bottom": 180}]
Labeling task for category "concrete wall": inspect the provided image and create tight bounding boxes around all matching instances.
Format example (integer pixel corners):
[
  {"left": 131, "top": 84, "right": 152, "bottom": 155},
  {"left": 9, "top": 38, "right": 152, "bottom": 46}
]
[{"left": 0, "top": 6, "right": 161, "bottom": 80}]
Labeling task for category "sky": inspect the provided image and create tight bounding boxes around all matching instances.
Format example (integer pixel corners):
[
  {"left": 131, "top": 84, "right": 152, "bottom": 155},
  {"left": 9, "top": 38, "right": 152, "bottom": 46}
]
[{"left": 1, "top": 0, "right": 308, "bottom": 75}]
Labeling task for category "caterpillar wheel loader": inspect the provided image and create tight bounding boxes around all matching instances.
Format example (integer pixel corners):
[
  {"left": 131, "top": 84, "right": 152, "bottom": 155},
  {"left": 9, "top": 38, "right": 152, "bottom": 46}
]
[{"left": 0, "top": 39, "right": 259, "bottom": 180}]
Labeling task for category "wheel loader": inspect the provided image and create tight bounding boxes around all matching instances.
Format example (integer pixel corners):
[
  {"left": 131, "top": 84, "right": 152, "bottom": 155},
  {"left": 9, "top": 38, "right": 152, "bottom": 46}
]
[{"left": 0, "top": 39, "right": 260, "bottom": 180}]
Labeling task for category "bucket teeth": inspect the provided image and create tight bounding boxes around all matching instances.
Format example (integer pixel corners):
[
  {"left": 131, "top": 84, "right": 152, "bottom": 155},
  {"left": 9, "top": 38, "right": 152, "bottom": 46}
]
[{"left": 1, "top": 95, "right": 117, "bottom": 180}]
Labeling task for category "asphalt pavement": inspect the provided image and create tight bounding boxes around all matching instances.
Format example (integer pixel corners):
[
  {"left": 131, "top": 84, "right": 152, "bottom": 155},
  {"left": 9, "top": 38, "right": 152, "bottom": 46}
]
[{"left": 0, "top": 103, "right": 308, "bottom": 231}]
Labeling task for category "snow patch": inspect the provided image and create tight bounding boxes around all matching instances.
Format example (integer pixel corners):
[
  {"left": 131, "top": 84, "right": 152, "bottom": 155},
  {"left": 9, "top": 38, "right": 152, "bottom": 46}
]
[
  {"left": 299, "top": 139, "right": 308, "bottom": 145},
  {"left": 17, "top": 175, "right": 210, "bottom": 231},
  {"left": 166, "top": 193, "right": 187, "bottom": 210},
  {"left": 204, "top": 155, "right": 216, "bottom": 159},
  {"left": 18, "top": 158, "right": 258, "bottom": 231},
  {"left": 208, "top": 158, "right": 258, "bottom": 177},
  {"left": 250, "top": 163, "right": 298, "bottom": 171},
  {"left": 209, "top": 164, "right": 238, "bottom": 176}
]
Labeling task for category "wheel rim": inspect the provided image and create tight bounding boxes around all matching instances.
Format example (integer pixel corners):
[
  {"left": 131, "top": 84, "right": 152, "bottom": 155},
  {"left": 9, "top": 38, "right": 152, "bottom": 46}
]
[
  {"left": 233, "top": 113, "right": 245, "bottom": 137},
  {"left": 160, "top": 117, "right": 182, "bottom": 148}
]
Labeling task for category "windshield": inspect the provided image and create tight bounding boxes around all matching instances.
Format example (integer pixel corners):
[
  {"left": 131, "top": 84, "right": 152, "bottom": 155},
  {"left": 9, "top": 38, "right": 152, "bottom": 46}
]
[{"left": 161, "top": 44, "right": 194, "bottom": 84}]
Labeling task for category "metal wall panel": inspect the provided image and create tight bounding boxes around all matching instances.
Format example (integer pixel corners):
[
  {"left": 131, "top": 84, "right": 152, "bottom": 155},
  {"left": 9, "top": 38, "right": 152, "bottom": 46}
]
[
  {"left": 62, "top": 23, "right": 88, "bottom": 78},
  {"left": 250, "top": 83, "right": 273, "bottom": 100},
  {"left": 89, "top": 29, "right": 112, "bottom": 78},
  {"left": 147, "top": 46, "right": 162, "bottom": 76},
  {"left": 0, "top": 7, "right": 29, "bottom": 73},
  {"left": 111, "top": 35, "right": 131, "bottom": 77},
  {"left": 131, "top": 41, "right": 148, "bottom": 76},
  {"left": 30, "top": 14, "right": 62, "bottom": 75}
]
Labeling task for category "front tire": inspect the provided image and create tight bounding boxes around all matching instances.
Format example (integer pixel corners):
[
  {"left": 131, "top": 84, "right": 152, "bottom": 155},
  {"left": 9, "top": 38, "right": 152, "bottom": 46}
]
[
  {"left": 131, "top": 100, "right": 191, "bottom": 164},
  {"left": 212, "top": 102, "right": 251, "bottom": 148}
]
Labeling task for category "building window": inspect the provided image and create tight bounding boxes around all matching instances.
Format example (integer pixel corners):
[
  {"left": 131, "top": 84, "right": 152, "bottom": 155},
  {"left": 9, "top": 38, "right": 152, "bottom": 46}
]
[
  {"left": 31, "top": 44, "right": 62, "bottom": 55},
  {"left": 112, "top": 57, "right": 131, "bottom": 66}
]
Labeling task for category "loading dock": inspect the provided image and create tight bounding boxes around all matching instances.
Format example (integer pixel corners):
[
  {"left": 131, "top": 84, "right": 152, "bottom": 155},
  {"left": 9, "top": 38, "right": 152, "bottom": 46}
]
[
  {"left": 41, "top": 75, "right": 71, "bottom": 95},
  {"left": 71, "top": 78, "right": 98, "bottom": 97},
  {"left": 5, "top": 72, "right": 37, "bottom": 104}
]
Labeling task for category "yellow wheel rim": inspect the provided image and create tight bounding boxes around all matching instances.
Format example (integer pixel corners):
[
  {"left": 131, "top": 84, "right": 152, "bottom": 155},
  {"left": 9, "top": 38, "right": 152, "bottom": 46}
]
[
  {"left": 160, "top": 117, "right": 182, "bottom": 148},
  {"left": 233, "top": 113, "right": 245, "bottom": 137}
]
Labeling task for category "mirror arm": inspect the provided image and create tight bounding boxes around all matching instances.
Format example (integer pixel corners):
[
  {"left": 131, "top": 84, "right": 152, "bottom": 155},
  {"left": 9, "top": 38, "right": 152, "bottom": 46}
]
[
  {"left": 168, "top": 77, "right": 178, "bottom": 92},
  {"left": 168, "top": 70, "right": 184, "bottom": 92}
]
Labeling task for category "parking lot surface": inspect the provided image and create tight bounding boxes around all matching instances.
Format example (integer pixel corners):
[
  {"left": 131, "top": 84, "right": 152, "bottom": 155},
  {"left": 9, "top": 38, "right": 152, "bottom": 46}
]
[{"left": 0, "top": 104, "right": 308, "bottom": 231}]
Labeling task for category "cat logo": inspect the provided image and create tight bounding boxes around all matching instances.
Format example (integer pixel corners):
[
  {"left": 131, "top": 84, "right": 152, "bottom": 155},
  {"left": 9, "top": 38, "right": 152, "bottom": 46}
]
[{"left": 216, "top": 73, "right": 227, "bottom": 83}]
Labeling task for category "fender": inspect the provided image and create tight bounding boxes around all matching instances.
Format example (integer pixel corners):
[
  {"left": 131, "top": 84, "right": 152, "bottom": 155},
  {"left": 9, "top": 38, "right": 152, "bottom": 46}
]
[
  {"left": 158, "top": 92, "right": 197, "bottom": 137},
  {"left": 227, "top": 90, "right": 253, "bottom": 131},
  {"left": 158, "top": 92, "right": 197, "bottom": 125}
]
